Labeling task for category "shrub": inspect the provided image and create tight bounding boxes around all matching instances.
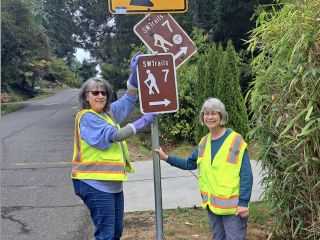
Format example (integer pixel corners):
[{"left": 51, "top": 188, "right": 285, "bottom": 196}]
[
  {"left": 158, "top": 63, "right": 198, "bottom": 143},
  {"left": 246, "top": 0, "right": 320, "bottom": 238},
  {"left": 216, "top": 40, "right": 250, "bottom": 140}
]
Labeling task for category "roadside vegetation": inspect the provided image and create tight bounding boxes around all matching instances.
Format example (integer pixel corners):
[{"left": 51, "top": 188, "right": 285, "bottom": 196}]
[
  {"left": 246, "top": 0, "right": 320, "bottom": 238},
  {"left": 1, "top": 104, "right": 24, "bottom": 115}
]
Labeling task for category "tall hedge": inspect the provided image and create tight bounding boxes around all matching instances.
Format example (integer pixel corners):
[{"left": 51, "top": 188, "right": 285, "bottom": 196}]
[
  {"left": 215, "top": 40, "right": 250, "bottom": 139},
  {"left": 214, "top": 43, "right": 224, "bottom": 95},
  {"left": 194, "top": 56, "right": 207, "bottom": 143},
  {"left": 247, "top": 0, "right": 320, "bottom": 238}
]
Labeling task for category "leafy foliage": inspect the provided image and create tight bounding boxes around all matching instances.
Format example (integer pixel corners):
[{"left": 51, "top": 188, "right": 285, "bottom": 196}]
[
  {"left": 246, "top": 0, "right": 320, "bottom": 238},
  {"left": 216, "top": 40, "right": 250, "bottom": 140},
  {"left": 101, "top": 62, "right": 127, "bottom": 91},
  {"left": 74, "top": 59, "right": 98, "bottom": 81},
  {"left": 1, "top": 0, "right": 52, "bottom": 94},
  {"left": 158, "top": 63, "right": 198, "bottom": 143},
  {"left": 194, "top": 56, "right": 207, "bottom": 143},
  {"left": 45, "top": 57, "right": 72, "bottom": 84},
  {"left": 173, "top": 0, "right": 273, "bottom": 51}
]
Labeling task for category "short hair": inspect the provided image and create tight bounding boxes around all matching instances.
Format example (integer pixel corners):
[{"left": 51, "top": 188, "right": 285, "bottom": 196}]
[
  {"left": 199, "top": 98, "right": 228, "bottom": 126},
  {"left": 78, "top": 77, "right": 113, "bottom": 112}
]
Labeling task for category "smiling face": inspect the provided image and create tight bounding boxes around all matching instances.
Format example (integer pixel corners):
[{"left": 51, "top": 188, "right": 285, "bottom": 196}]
[
  {"left": 203, "top": 108, "right": 222, "bottom": 130},
  {"left": 86, "top": 85, "right": 107, "bottom": 114}
]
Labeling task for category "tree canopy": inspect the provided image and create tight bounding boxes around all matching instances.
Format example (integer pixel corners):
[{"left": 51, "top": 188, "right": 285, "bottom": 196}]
[{"left": 1, "top": 0, "right": 52, "bottom": 92}]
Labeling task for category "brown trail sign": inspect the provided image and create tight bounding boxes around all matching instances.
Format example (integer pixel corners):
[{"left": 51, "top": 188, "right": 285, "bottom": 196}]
[
  {"left": 134, "top": 14, "right": 197, "bottom": 68},
  {"left": 137, "top": 53, "right": 178, "bottom": 114}
]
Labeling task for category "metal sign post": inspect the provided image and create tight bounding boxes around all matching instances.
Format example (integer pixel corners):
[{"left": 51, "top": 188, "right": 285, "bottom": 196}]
[{"left": 148, "top": 47, "right": 164, "bottom": 240}]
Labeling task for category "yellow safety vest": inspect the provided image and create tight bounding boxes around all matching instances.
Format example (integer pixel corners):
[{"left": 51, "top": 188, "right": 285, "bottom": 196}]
[
  {"left": 71, "top": 109, "right": 134, "bottom": 181},
  {"left": 197, "top": 131, "right": 247, "bottom": 215}
]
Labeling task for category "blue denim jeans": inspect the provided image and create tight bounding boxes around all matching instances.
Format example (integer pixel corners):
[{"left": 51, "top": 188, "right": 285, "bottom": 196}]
[{"left": 73, "top": 179, "right": 124, "bottom": 240}]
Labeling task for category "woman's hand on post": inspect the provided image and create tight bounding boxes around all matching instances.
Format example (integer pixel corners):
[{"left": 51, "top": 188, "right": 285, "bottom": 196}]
[
  {"left": 235, "top": 206, "right": 249, "bottom": 218},
  {"left": 154, "top": 147, "right": 168, "bottom": 161}
]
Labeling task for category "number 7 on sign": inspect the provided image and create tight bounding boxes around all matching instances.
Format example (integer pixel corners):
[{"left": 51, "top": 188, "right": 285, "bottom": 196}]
[
  {"left": 162, "top": 69, "right": 169, "bottom": 82},
  {"left": 162, "top": 20, "right": 172, "bottom": 32}
]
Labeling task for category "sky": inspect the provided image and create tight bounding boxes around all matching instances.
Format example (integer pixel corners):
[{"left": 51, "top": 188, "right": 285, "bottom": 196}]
[{"left": 74, "top": 48, "right": 101, "bottom": 76}]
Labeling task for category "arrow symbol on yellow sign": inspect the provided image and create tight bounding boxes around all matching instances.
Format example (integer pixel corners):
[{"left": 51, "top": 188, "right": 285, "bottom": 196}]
[
  {"left": 149, "top": 99, "right": 171, "bottom": 107},
  {"left": 174, "top": 47, "right": 188, "bottom": 60}
]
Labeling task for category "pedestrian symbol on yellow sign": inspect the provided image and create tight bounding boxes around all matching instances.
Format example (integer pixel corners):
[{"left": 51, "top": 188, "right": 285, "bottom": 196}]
[{"left": 144, "top": 70, "right": 160, "bottom": 95}]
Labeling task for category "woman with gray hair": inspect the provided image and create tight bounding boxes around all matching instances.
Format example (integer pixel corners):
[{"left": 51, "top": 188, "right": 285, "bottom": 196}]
[
  {"left": 155, "top": 98, "right": 253, "bottom": 240},
  {"left": 71, "top": 52, "right": 158, "bottom": 240}
]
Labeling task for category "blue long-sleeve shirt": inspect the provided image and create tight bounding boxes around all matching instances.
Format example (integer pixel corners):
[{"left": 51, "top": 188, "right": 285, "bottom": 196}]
[
  {"left": 79, "top": 92, "right": 137, "bottom": 149},
  {"left": 166, "top": 129, "right": 253, "bottom": 207},
  {"left": 73, "top": 92, "right": 137, "bottom": 194}
]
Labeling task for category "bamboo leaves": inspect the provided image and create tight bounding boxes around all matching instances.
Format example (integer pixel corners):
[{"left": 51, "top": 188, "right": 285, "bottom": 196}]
[{"left": 247, "top": 0, "right": 320, "bottom": 238}]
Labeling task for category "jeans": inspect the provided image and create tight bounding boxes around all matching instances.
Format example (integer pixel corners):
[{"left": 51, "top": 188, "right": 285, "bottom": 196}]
[
  {"left": 73, "top": 179, "right": 124, "bottom": 240},
  {"left": 207, "top": 208, "right": 248, "bottom": 240}
]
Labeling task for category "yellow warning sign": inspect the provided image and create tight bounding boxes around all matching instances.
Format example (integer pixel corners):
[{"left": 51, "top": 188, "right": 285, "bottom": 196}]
[{"left": 108, "top": 0, "right": 187, "bottom": 14}]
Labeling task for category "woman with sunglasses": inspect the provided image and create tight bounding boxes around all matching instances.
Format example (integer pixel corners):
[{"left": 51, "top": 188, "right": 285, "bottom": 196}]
[
  {"left": 155, "top": 98, "right": 253, "bottom": 240},
  {"left": 71, "top": 52, "right": 157, "bottom": 240}
]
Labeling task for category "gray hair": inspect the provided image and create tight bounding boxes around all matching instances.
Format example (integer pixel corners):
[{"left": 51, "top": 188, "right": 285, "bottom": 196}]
[
  {"left": 78, "top": 77, "right": 113, "bottom": 112},
  {"left": 199, "top": 98, "right": 228, "bottom": 126}
]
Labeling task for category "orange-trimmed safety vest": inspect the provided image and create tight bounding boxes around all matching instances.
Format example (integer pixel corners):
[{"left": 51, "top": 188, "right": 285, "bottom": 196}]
[
  {"left": 197, "top": 131, "right": 247, "bottom": 215},
  {"left": 71, "top": 109, "right": 134, "bottom": 181}
]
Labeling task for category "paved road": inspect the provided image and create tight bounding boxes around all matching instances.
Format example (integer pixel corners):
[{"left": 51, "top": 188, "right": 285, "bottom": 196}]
[{"left": 1, "top": 89, "right": 93, "bottom": 240}]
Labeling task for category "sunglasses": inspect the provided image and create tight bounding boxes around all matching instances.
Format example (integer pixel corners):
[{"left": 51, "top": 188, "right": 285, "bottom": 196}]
[{"left": 90, "top": 91, "right": 106, "bottom": 96}]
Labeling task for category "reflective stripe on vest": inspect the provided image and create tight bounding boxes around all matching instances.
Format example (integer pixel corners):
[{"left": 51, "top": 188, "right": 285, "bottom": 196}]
[
  {"left": 197, "top": 134, "right": 209, "bottom": 175},
  {"left": 209, "top": 194, "right": 239, "bottom": 209},
  {"left": 227, "top": 134, "right": 244, "bottom": 165},
  {"left": 73, "top": 111, "right": 87, "bottom": 163},
  {"left": 200, "top": 191, "right": 208, "bottom": 204},
  {"left": 72, "top": 162, "right": 125, "bottom": 173}
]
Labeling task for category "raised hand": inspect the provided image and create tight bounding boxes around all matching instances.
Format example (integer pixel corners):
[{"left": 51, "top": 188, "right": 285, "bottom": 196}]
[{"left": 128, "top": 51, "right": 143, "bottom": 89}]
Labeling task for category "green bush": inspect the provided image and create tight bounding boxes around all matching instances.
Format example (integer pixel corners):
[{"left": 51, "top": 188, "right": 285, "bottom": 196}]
[
  {"left": 216, "top": 40, "right": 250, "bottom": 140},
  {"left": 158, "top": 63, "right": 198, "bottom": 143},
  {"left": 246, "top": 0, "right": 320, "bottom": 238}
]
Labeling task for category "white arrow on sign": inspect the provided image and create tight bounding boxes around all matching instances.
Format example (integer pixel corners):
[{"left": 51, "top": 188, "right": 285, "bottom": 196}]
[
  {"left": 174, "top": 47, "right": 188, "bottom": 60},
  {"left": 149, "top": 99, "right": 171, "bottom": 107}
]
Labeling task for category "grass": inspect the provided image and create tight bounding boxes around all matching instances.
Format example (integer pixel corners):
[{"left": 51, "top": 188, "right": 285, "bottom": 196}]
[
  {"left": 132, "top": 107, "right": 142, "bottom": 114},
  {"left": 170, "top": 142, "right": 195, "bottom": 159},
  {"left": 28, "top": 92, "right": 52, "bottom": 101},
  {"left": 1, "top": 104, "right": 24, "bottom": 115},
  {"left": 125, "top": 132, "right": 153, "bottom": 156},
  {"left": 248, "top": 201, "right": 272, "bottom": 226}
]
